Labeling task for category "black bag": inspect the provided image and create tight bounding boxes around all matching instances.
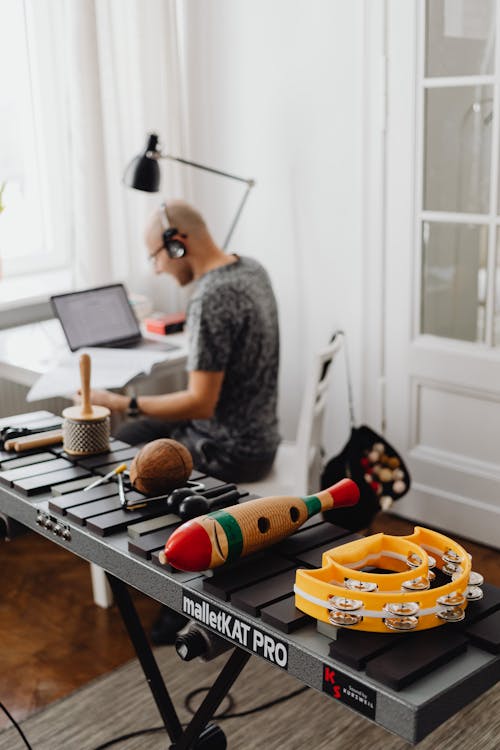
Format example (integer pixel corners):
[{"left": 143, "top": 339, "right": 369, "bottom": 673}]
[{"left": 321, "top": 333, "right": 411, "bottom": 532}]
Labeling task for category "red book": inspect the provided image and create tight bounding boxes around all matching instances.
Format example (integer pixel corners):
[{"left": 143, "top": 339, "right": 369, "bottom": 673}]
[{"left": 145, "top": 313, "right": 186, "bottom": 335}]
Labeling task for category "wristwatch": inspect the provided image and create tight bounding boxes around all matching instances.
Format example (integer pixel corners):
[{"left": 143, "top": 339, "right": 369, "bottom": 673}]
[{"left": 127, "top": 396, "right": 140, "bottom": 417}]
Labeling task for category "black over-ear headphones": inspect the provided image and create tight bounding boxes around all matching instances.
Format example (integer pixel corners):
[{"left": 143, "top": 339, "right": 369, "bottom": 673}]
[{"left": 161, "top": 203, "right": 188, "bottom": 259}]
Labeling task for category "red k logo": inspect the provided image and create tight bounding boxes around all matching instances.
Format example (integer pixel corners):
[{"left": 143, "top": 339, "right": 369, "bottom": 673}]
[
  {"left": 324, "top": 667, "right": 341, "bottom": 698},
  {"left": 322, "top": 663, "right": 377, "bottom": 719}
]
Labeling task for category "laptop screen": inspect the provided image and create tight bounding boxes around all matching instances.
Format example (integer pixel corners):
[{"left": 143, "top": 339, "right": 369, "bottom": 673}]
[{"left": 51, "top": 284, "right": 141, "bottom": 351}]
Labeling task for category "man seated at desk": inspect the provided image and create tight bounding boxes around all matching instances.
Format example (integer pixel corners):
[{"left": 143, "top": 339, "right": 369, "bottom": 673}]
[
  {"left": 88, "top": 199, "right": 281, "bottom": 642},
  {"left": 89, "top": 199, "right": 280, "bottom": 481}
]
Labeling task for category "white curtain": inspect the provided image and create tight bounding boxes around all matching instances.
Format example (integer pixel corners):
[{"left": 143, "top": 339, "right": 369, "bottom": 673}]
[{"left": 64, "top": 0, "right": 190, "bottom": 312}]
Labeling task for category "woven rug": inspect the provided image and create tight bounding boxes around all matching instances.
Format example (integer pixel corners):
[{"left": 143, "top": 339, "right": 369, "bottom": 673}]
[{"left": 1, "top": 646, "right": 498, "bottom": 750}]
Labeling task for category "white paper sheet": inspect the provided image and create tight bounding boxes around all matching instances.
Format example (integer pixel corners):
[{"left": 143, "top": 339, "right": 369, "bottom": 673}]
[{"left": 26, "top": 347, "right": 172, "bottom": 402}]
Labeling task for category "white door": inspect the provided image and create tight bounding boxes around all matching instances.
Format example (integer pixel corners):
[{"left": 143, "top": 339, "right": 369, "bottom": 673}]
[{"left": 383, "top": 0, "right": 500, "bottom": 548}]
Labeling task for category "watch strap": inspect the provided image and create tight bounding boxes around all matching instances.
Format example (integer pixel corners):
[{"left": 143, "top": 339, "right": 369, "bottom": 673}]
[{"left": 127, "top": 396, "right": 140, "bottom": 417}]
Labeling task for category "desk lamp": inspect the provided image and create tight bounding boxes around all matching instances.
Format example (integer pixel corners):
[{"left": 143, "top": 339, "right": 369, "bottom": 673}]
[{"left": 123, "top": 133, "right": 255, "bottom": 249}]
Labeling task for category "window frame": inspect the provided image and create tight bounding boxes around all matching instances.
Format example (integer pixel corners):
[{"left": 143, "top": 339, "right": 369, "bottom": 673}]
[{"left": 0, "top": 0, "right": 72, "bottom": 281}]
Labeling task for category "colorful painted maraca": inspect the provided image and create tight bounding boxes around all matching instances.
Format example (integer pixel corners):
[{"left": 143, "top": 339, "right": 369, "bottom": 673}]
[{"left": 159, "top": 478, "right": 359, "bottom": 571}]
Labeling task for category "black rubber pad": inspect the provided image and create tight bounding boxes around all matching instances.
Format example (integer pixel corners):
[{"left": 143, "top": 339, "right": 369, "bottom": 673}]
[
  {"left": 230, "top": 568, "right": 299, "bottom": 616},
  {"left": 293, "top": 534, "right": 361, "bottom": 567},
  {"left": 202, "top": 553, "right": 295, "bottom": 601},
  {"left": 13, "top": 466, "right": 90, "bottom": 495},
  {"left": 48, "top": 484, "right": 121, "bottom": 513},
  {"left": 455, "top": 583, "right": 500, "bottom": 628},
  {"left": 0, "top": 451, "right": 55, "bottom": 471},
  {"left": 86, "top": 505, "right": 170, "bottom": 536},
  {"left": 261, "top": 597, "right": 312, "bottom": 633},
  {"left": 466, "top": 610, "right": 500, "bottom": 654},
  {"left": 77, "top": 447, "right": 138, "bottom": 470},
  {"left": 0, "top": 457, "right": 72, "bottom": 485},
  {"left": 329, "top": 629, "right": 408, "bottom": 670},
  {"left": 365, "top": 628, "right": 468, "bottom": 690},
  {"left": 0, "top": 447, "right": 43, "bottom": 463},
  {"left": 66, "top": 494, "right": 144, "bottom": 525},
  {"left": 277, "top": 523, "right": 353, "bottom": 556},
  {"left": 128, "top": 525, "right": 181, "bottom": 559}
]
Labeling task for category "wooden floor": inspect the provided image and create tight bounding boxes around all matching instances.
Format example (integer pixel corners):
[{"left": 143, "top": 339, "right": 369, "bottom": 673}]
[{"left": 0, "top": 513, "right": 499, "bottom": 730}]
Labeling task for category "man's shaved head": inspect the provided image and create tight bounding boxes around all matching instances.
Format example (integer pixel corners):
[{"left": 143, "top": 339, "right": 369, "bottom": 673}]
[
  {"left": 165, "top": 200, "right": 207, "bottom": 237},
  {"left": 144, "top": 200, "right": 208, "bottom": 249},
  {"left": 144, "top": 198, "right": 228, "bottom": 285}
]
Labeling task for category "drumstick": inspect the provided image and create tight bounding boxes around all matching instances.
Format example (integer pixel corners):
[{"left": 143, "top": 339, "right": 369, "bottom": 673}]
[
  {"left": 117, "top": 473, "right": 127, "bottom": 507},
  {"left": 4, "top": 429, "right": 64, "bottom": 452}
]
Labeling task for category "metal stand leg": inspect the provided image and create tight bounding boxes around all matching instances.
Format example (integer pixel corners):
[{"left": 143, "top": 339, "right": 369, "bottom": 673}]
[
  {"left": 106, "top": 574, "right": 250, "bottom": 749},
  {"left": 106, "top": 574, "right": 184, "bottom": 745},
  {"left": 172, "top": 647, "right": 250, "bottom": 750}
]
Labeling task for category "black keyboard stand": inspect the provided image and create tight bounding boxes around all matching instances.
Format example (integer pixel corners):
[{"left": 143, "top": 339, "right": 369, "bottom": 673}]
[{"left": 106, "top": 573, "right": 250, "bottom": 750}]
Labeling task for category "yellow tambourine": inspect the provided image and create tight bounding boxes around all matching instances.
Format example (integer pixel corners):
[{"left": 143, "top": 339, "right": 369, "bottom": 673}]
[{"left": 294, "top": 527, "right": 485, "bottom": 633}]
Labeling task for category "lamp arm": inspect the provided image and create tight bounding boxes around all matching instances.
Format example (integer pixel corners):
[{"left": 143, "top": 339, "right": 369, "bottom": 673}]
[
  {"left": 161, "top": 153, "right": 255, "bottom": 186},
  {"left": 222, "top": 181, "right": 254, "bottom": 250},
  {"left": 144, "top": 145, "right": 256, "bottom": 248}
]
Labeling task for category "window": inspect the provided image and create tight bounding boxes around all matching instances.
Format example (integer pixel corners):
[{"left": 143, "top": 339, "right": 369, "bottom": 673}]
[
  {"left": 419, "top": 0, "right": 500, "bottom": 345},
  {"left": 0, "top": 0, "right": 71, "bottom": 294}
]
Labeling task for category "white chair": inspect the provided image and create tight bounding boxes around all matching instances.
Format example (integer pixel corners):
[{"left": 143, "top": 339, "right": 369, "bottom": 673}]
[{"left": 238, "top": 334, "right": 343, "bottom": 498}]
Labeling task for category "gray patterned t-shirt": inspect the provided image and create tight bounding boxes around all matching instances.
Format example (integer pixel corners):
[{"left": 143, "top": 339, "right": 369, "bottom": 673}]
[{"left": 186, "top": 256, "right": 280, "bottom": 460}]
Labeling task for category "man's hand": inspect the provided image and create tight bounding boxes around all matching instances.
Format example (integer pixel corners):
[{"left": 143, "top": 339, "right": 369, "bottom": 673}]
[
  {"left": 75, "top": 389, "right": 128, "bottom": 412},
  {"left": 72, "top": 370, "right": 225, "bottom": 419}
]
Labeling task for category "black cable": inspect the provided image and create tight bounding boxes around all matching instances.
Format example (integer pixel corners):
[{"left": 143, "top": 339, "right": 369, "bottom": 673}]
[
  {"left": 184, "top": 690, "right": 235, "bottom": 717},
  {"left": 92, "top": 726, "right": 165, "bottom": 750},
  {"left": 91, "top": 683, "right": 308, "bottom": 750},
  {"left": 184, "top": 684, "right": 308, "bottom": 719},
  {"left": 0, "top": 702, "right": 33, "bottom": 750}
]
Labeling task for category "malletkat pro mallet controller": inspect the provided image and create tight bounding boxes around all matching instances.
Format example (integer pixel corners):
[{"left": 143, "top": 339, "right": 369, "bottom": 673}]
[
  {"left": 159, "top": 478, "right": 360, "bottom": 571},
  {"left": 62, "top": 353, "right": 110, "bottom": 456}
]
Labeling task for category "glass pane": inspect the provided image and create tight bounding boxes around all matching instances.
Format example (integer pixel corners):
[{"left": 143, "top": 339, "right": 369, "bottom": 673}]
[
  {"left": 424, "top": 86, "right": 493, "bottom": 213},
  {"left": 421, "top": 221, "right": 488, "bottom": 342},
  {"left": 0, "top": 0, "right": 46, "bottom": 271},
  {"left": 426, "top": 0, "right": 495, "bottom": 77}
]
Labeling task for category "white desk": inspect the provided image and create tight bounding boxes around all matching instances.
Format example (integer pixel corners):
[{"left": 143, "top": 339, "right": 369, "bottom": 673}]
[
  {"left": 0, "top": 318, "right": 188, "bottom": 389},
  {"left": 0, "top": 318, "right": 188, "bottom": 607}
]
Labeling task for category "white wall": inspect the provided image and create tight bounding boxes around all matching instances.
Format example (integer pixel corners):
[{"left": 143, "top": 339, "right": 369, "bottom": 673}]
[{"left": 176, "top": 0, "right": 365, "bottom": 450}]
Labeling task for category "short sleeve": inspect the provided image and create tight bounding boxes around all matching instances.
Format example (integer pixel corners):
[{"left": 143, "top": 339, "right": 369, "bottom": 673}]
[{"left": 186, "top": 290, "right": 237, "bottom": 372}]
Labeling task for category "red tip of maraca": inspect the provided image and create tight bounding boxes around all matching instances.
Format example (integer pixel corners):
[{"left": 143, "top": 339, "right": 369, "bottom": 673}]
[
  {"left": 163, "top": 520, "right": 212, "bottom": 571},
  {"left": 327, "top": 478, "right": 360, "bottom": 507}
]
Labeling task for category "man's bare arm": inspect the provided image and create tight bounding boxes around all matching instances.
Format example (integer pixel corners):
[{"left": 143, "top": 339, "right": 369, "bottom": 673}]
[{"left": 89, "top": 370, "right": 225, "bottom": 420}]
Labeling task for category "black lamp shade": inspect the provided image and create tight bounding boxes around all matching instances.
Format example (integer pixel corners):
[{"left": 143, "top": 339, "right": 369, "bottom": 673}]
[{"left": 123, "top": 133, "right": 161, "bottom": 192}]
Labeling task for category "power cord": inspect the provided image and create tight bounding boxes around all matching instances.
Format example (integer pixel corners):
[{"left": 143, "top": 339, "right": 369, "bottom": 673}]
[
  {"left": 91, "top": 683, "right": 309, "bottom": 750},
  {"left": 92, "top": 727, "right": 166, "bottom": 750},
  {"left": 185, "top": 684, "right": 308, "bottom": 719},
  {"left": 0, "top": 702, "right": 33, "bottom": 750}
]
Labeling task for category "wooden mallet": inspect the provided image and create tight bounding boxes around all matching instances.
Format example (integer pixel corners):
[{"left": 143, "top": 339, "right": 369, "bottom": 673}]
[{"left": 62, "top": 353, "right": 110, "bottom": 456}]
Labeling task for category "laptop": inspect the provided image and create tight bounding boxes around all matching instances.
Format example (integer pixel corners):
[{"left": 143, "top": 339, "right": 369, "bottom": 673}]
[{"left": 51, "top": 283, "right": 179, "bottom": 353}]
